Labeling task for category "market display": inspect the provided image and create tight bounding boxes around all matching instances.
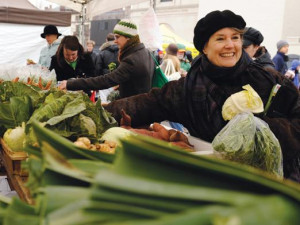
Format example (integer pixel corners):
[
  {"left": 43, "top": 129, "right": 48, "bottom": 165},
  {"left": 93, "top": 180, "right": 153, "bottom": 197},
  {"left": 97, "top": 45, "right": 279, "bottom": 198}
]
[
  {"left": 0, "top": 70, "right": 298, "bottom": 224},
  {"left": 0, "top": 122, "right": 299, "bottom": 224}
]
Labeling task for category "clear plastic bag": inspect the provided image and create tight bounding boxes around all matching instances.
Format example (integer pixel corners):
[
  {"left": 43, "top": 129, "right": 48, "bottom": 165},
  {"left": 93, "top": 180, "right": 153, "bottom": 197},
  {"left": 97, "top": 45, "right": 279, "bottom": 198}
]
[
  {"left": 0, "top": 64, "right": 56, "bottom": 88},
  {"left": 212, "top": 112, "right": 283, "bottom": 177}
]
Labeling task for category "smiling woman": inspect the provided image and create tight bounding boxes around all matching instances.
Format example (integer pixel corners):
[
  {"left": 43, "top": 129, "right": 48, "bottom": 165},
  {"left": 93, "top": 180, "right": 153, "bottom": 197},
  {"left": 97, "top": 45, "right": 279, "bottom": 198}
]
[
  {"left": 203, "top": 28, "right": 243, "bottom": 67},
  {"left": 104, "top": 10, "right": 300, "bottom": 182}
]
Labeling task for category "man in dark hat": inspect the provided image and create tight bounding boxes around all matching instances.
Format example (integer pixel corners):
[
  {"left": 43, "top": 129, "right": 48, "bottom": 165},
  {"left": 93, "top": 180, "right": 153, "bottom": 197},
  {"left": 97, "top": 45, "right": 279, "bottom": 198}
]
[
  {"left": 242, "top": 27, "right": 275, "bottom": 69},
  {"left": 38, "top": 25, "right": 62, "bottom": 68}
]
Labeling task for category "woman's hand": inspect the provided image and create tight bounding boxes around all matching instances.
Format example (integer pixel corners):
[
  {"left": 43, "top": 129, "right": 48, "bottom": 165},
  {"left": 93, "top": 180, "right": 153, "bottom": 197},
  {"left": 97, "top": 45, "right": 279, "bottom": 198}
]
[{"left": 58, "top": 80, "right": 67, "bottom": 90}]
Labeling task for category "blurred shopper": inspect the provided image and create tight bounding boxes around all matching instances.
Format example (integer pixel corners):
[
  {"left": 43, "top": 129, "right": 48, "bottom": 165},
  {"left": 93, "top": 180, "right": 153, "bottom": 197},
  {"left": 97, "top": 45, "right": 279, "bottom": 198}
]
[
  {"left": 58, "top": 19, "right": 154, "bottom": 99},
  {"left": 96, "top": 33, "right": 119, "bottom": 75},
  {"left": 95, "top": 33, "right": 120, "bottom": 103},
  {"left": 177, "top": 47, "right": 191, "bottom": 75},
  {"left": 38, "top": 25, "right": 62, "bottom": 68},
  {"left": 156, "top": 49, "right": 164, "bottom": 65},
  {"left": 243, "top": 27, "right": 274, "bottom": 69},
  {"left": 185, "top": 50, "right": 193, "bottom": 64},
  {"left": 286, "top": 59, "right": 300, "bottom": 89},
  {"left": 272, "top": 40, "right": 289, "bottom": 75},
  {"left": 86, "top": 40, "right": 98, "bottom": 65},
  {"left": 160, "top": 43, "right": 181, "bottom": 76}
]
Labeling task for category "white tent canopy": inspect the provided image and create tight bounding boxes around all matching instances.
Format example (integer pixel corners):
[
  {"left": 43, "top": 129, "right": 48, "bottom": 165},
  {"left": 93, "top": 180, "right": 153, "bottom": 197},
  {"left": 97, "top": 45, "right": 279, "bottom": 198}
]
[
  {"left": 48, "top": 0, "right": 149, "bottom": 45},
  {"left": 0, "top": 0, "right": 72, "bottom": 66},
  {"left": 48, "top": 0, "right": 149, "bottom": 19}
]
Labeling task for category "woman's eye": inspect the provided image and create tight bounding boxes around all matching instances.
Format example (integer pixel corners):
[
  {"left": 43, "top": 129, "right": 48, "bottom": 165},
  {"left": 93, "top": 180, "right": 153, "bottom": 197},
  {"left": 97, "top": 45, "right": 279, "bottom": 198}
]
[{"left": 232, "top": 35, "right": 240, "bottom": 40}]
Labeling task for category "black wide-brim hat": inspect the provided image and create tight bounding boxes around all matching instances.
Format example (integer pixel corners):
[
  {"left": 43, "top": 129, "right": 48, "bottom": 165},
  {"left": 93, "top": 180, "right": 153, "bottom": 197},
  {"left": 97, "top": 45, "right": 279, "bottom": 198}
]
[
  {"left": 193, "top": 10, "right": 246, "bottom": 53},
  {"left": 41, "top": 25, "right": 62, "bottom": 38}
]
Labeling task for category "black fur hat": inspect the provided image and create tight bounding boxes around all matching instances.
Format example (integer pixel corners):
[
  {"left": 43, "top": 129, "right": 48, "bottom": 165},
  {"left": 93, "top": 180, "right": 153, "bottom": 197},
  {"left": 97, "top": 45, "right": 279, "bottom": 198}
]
[
  {"left": 193, "top": 10, "right": 246, "bottom": 53},
  {"left": 243, "top": 27, "right": 264, "bottom": 47}
]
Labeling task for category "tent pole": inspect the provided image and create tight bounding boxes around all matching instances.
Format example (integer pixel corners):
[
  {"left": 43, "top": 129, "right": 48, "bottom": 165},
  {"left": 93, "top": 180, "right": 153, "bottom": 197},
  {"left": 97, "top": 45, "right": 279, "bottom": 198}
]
[
  {"left": 151, "top": 0, "right": 156, "bottom": 11},
  {"left": 79, "top": 3, "right": 85, "bottom": 46}
]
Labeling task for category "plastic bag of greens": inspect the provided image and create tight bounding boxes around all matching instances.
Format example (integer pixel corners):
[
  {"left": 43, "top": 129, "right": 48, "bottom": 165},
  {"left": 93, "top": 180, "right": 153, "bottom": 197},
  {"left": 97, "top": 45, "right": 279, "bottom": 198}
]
[{"left": 212, "top": 112, "right": 283, "bottom": 177}]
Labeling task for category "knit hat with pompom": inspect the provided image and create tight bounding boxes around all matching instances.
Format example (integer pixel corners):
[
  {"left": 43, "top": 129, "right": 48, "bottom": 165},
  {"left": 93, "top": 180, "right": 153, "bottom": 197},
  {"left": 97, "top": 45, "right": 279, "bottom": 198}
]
[{"left": 113, "top": 19, "right": 138, "bottom": 38}]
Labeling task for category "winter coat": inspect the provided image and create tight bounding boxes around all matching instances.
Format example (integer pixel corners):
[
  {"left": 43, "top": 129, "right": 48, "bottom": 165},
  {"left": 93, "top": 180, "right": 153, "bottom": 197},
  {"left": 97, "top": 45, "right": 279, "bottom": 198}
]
[
  {"left": 272, "top": 51, "right": 288, "bottom": 75},
  {"left": 67, "top": 43, "right": 155, "bottom": 98},
  {"left": 49, "top": 52, "right": 96, "bottom": 81},
  {"left": 254, "top": 46, "right": 275, "bottom": 69},
  {"left": 96, "top": 41, "right": 119, "bottom": 75},
  {"left": 38, "top": 39, "right": 60, "bottom": 68},
  {"left": 88, "top": 50, "right": 98, "bottom": 65},
  {"left": 160, "top": 54, "right": 181, "bottom": 73},
  {"left": 105, "top": 52, "right": 300, "bottom": 181}
]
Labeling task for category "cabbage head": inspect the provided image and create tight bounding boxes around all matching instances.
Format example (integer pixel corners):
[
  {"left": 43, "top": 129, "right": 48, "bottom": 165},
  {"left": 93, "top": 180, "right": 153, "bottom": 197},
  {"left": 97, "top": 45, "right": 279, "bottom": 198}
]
[{"left": 3, "top": 123, "right": 26, "bottom": 152}]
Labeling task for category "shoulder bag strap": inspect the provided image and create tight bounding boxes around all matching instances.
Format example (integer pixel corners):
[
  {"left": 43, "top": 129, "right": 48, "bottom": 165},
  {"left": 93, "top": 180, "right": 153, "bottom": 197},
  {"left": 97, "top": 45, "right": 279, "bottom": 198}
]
[{"left": 150, "top": 53, "right": 160, "bottom": 67}]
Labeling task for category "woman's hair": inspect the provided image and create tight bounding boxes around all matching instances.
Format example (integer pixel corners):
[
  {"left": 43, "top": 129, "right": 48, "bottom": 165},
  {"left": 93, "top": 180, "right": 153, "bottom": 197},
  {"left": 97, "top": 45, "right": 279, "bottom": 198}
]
[
  {"left": 106, "top": 33, "right": 115, "bottom": 41},
  {"left": 56, "top": 35, "right": 84, "bottom": 66},
  {"left": 86, "top": 40, "right": 95, "bottom": 46}
]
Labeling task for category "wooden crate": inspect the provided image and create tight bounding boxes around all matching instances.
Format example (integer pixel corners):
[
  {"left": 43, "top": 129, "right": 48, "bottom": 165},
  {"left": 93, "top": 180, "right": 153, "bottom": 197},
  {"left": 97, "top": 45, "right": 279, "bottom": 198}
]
[{"left": 0, "top": 138, "right": 28, "bottom": 176}]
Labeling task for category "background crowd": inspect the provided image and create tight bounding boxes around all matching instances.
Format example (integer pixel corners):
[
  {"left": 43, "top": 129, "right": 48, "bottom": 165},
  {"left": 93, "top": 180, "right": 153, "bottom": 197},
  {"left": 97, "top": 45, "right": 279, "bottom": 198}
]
[{"left": 27, "top": 11, "right": 300, "bottom": 182}]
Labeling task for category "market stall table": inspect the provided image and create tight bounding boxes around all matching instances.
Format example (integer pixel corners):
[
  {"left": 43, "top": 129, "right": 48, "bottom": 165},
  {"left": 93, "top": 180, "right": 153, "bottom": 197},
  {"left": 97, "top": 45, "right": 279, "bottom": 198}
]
[{"left": 0, "top": 139, "right": 32, "bottom": 204}]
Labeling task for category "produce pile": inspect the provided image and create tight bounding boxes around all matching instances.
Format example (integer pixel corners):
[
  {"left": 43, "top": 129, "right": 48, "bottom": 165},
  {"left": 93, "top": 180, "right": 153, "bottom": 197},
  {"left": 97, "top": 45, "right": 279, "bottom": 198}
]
[
  {"left": 212, "top": 112, "right": 283, "bottom": 177},
  {"left": 119, "top": 109, "right": 194, "bottom": 151},
  {"left": 0, "top": 122, "right": 299, "bottom": 224},
  {"left": 0, "top": 80, "right": 117, "bottom": 151}
]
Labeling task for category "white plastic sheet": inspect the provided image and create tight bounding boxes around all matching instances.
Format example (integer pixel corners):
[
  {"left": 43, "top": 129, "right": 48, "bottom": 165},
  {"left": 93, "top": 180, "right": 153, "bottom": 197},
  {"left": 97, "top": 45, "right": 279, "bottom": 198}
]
[
  {"left": 0, "top": 23, "right": 71, "bottom": 66},
  {"left": 139, "top": 7, "right": 162, "bottom": 51}
]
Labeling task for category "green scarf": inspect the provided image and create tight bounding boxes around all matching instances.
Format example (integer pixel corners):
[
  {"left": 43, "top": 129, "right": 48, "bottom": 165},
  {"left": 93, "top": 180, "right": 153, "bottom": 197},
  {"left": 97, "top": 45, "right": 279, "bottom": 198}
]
[{"left": 66, "top": 60, "right": 77, "bottom": 70}]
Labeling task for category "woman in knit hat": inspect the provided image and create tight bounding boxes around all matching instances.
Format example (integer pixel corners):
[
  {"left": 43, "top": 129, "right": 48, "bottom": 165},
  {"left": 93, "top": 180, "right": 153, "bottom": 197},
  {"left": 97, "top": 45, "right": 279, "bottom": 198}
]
[
  {"left": 59, "top": 19, "right": 154, "bottom": 99},
  {"left": 105, "top": 10, "right": 300, "bottom": 182}
]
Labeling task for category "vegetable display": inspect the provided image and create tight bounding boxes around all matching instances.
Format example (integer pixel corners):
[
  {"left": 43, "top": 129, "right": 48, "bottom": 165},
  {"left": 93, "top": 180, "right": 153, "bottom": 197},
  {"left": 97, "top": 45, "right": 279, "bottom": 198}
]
[
  {"left": 0, "top": 122, "right": 298, "bottom": 225},
  {"left": 0, "top": 81, "right": 117, "bottom": 146}
]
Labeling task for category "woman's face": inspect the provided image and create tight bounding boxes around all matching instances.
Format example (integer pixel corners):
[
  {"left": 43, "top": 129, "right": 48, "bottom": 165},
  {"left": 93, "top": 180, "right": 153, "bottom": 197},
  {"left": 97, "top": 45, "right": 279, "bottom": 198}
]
[
  {"left": 86, "top": 43, "right": 94, "bottom": 52},
  {"left": 45, "top": 34, "right": 58, "bottom": 45},
  {"left": 244, "top": 44, "right": 259, "bottom": 58},
  {"left": 203, "top": 27, "right": 243, "bottom": 67},
  {"left": 63, "top": 48, "right": 78, "bottom": 63},
  {"left": 114, "top": 34, "right": 129, "bottom": 50}
]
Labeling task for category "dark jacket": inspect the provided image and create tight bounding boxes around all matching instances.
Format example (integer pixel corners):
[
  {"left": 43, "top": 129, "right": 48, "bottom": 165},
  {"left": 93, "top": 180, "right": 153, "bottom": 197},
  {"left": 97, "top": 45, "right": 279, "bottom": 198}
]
[
  {"left": 67, "top": 43, "right": 155, "bottom": 98},
  {"left": 254, "top": 46, "right": 275, "bottom": 69},
  {"left": 272, "top": 51, "right": 288, "bottom": 75},
  {"left": 105, "top": 53, "right": 300, "bottom": 180},
  {"left": 88, "top": 50, "right": 98, "bottom": 65},
  {"left": 49, "top": 53, "right": 96, "bottom": 81},
  {"left": 96, "top": 41, "right": 119, "bottom": 75}
]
